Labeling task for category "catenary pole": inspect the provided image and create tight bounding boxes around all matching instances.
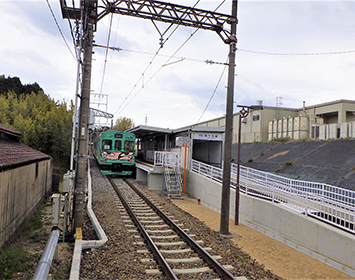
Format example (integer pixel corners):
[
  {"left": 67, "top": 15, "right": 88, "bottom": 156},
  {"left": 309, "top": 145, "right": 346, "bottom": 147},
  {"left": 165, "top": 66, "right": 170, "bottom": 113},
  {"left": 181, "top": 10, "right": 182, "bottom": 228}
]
[
  {"left": 74, "top": 0, "right": 97, "bottom": 229},
  {"left": 59, "top": 0, "right": 237, "bottom": 231},
  {"left": 220, "top": 0, "right": 238, "bottom": 234}
]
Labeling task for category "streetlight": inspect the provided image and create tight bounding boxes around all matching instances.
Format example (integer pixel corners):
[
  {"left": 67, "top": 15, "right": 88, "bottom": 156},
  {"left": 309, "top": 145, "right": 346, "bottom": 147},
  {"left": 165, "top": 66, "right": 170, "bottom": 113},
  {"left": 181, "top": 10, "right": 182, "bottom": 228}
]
[{"left": 235, "top": 105, "right": 263, "bottom": 225}]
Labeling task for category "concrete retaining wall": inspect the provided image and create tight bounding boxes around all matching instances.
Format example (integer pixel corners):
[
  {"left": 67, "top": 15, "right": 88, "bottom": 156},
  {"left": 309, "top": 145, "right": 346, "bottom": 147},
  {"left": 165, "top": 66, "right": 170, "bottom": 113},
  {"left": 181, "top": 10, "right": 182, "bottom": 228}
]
[
  {"left": 0, "top": 159, "right": 52, "bottom": 248},
  {"left": 186, "top": 170, "right": 355, "bottom": 276}
]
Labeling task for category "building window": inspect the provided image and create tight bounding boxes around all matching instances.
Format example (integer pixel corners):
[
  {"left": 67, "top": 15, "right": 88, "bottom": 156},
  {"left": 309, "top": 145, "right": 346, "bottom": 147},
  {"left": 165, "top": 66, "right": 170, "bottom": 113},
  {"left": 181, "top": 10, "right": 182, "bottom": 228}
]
[
  {"left": 35, "top": 162, "right": 39, "bottom": 178},
  {"left": 253, "top": 114, "right": 260, "bottom": 121}
]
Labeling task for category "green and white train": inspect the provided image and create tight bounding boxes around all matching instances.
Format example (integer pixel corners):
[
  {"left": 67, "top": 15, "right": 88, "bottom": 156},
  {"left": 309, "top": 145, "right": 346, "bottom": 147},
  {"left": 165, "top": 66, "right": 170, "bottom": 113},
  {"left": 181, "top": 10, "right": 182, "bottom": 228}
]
[{"left": 93, "top": 130, "right": 136, "bottom": 176}]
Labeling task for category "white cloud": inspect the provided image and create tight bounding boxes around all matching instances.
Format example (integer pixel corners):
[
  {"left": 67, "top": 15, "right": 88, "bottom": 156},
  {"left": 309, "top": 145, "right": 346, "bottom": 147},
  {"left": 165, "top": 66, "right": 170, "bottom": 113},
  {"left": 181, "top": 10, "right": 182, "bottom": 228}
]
[{"left": 1, "top": 0, "right": 355, "bottom": 129}]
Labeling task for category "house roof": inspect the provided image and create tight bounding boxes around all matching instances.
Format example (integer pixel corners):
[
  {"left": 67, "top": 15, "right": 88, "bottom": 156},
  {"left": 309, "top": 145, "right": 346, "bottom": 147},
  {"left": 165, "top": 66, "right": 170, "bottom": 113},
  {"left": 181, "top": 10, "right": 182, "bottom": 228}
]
[
  {"left": 0, "top": 124, "right": 50, "bottom": 171},
  {"left": 0, "top": 123, "right": 22, "bottom": 139}
]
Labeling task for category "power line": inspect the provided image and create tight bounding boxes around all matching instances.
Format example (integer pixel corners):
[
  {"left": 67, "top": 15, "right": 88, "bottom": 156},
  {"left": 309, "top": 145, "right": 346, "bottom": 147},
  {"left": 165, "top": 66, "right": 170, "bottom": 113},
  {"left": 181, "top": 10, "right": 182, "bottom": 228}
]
[
  {"left": 113, "top": 0, "right": 228, "bottom": 117},
  {"left": 45, "top": 0, "right": 76, "bottom": 60},
  {"left": 112, "top": 48, "right": 161, "bottom": 117},
  {"left": 94, "top": 44, "right": 228, "bottom": 66},
  {"left": 196, "top": 57, "right": 228, "bottom": 124},
  {"left": 112, "top": 0, "right": 204, "bottom": 118},
  {"left": 99, "top": 13, "right": 114, "bottom": 95},
  {"left": 237, "top": 48, "right": 355, "bottom": 56}
]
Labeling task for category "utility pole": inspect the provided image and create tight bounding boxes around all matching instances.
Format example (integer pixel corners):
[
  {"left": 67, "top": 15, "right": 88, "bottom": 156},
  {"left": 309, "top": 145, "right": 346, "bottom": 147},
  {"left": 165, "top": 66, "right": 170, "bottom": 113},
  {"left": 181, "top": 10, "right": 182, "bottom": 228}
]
[
  {"left": 220, "top": 0, "right": 238, "bottom": 234},
  {"left": 73, "top": 0, "right": 97, "bottom": 229},
  {"left": 61, "top": 0, "right": 237, "bottom": 232}
]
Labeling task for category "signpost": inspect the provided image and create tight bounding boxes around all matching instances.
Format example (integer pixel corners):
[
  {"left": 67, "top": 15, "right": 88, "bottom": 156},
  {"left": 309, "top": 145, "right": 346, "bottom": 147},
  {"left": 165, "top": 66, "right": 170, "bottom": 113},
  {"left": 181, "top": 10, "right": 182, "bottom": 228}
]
[{"left": 176, "top": 136, "right": 190, "bottom": 196}]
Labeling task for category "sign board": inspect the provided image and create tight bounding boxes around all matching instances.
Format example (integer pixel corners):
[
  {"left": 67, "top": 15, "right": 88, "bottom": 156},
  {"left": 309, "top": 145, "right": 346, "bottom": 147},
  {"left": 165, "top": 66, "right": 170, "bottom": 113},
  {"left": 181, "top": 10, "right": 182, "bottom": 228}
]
[
  {"left": 176, "top": 136, "right": 191, "bottom": 147},
  {"left": 193, "top": 133, "right": 222, "bottom": 141}
]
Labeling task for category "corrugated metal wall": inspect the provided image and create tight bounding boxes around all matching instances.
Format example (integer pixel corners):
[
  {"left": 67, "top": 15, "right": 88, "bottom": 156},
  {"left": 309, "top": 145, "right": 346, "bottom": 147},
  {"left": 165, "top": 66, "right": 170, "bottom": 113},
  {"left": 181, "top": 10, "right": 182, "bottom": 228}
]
[{"left": 0, "top": 159, "right": 52, "bottom": 248}]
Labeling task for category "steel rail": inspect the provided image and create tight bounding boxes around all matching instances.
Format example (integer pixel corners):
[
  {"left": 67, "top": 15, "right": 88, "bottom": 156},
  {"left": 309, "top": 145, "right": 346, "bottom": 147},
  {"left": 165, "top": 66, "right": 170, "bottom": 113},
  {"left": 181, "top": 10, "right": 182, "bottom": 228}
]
[
  {"left": 108, "top": 177, "right": 178, "bottom": 280},
  {"left": 123, "top": 178, "right": 237, "bottom": 280}
]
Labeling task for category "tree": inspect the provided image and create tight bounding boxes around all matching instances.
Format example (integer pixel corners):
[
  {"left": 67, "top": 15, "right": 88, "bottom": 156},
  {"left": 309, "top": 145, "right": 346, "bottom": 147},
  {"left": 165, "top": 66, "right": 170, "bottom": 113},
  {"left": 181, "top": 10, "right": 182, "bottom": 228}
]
[
  {"left": 0, "top": 75, "right": 43, "bottom": 96},
  {"left": 0, "top": 90, "right": 73, "bottom": 167},
  {"left": 113, "top": 117, "right": 135, "bottom": 131}
]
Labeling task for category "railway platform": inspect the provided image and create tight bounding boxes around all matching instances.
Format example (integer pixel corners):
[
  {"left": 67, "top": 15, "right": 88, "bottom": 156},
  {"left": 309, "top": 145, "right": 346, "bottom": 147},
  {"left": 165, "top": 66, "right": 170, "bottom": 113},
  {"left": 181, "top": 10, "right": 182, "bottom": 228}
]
[{"left": 173, "top": 198, "right": 353, "bottom": 280}]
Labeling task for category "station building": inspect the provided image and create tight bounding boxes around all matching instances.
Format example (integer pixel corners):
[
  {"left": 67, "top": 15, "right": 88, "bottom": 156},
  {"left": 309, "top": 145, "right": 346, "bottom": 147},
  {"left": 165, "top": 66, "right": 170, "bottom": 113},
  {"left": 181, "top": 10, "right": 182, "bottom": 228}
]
[
  {"left": 129, "top": 125, "right": 224, "bottom": 167},
  {"left": 191, "top": 99, "right": 355, "bottom": 143},
  {"left": 129, "top": 99, "right": 355, "bottom": 167},
  {"left": 127, "top": 100, "right": 355, "bottom": 275},
  {"left": 128, "top": 99, "right": 355, "bottom": 193}
]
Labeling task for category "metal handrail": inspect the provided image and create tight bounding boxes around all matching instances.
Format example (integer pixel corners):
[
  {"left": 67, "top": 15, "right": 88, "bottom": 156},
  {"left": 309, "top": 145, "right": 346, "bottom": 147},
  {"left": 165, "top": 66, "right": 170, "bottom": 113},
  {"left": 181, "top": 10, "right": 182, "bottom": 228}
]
[
  {"left": 154, "top": 151, "right": 181, "bottom": 167},
  {"left": 191, "top": 159, "right": 355, "bottom": 234}
]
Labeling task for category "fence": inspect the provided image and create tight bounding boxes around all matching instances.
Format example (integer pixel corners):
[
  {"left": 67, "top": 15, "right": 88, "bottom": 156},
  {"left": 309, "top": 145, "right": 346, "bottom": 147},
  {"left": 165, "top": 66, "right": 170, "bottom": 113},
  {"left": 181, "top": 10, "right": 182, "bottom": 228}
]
[
  {"left": 191, "top": 159, "right": 355, "bottom": 234},
  {"left": 154, "top": 151, "right": 181, "bottom": 167}
]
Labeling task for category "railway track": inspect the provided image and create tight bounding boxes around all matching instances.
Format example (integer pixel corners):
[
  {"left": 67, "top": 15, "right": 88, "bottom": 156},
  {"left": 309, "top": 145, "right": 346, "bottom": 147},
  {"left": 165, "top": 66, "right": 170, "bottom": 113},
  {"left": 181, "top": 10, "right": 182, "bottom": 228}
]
[{"left": 108, "top": 177, "right": 238, "bottom": 280}]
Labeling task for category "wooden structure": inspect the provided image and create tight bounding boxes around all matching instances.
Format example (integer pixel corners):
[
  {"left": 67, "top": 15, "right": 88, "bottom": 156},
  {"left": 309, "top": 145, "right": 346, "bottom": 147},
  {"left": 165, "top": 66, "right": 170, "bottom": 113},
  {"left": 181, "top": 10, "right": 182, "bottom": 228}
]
[{"left": 0, "top": 124, "right": 52, "bottom": 248}]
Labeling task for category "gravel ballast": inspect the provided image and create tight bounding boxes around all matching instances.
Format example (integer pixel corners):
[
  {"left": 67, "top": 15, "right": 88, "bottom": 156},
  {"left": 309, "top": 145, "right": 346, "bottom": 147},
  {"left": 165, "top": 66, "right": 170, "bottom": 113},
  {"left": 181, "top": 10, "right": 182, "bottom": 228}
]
[{"left": 79, "top": 162, "right": 283, "bottom": 280}]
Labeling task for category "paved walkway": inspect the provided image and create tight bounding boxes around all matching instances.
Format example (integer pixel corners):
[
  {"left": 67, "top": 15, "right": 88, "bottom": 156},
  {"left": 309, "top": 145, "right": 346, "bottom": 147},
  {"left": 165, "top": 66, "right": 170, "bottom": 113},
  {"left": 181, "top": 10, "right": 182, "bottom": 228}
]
[{"left": 172, "top": 198, "right": 353, "bottom": 280}]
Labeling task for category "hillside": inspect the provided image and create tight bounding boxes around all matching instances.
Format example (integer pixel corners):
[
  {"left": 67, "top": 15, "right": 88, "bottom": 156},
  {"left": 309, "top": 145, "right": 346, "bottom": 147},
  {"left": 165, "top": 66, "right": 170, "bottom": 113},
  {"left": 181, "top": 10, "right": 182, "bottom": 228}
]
[
  {"left": 232, "top": 139, "right": 355, "bottom": 191},
  {"left": 0, "top": 75, "right": 43, "bottom": 96}
]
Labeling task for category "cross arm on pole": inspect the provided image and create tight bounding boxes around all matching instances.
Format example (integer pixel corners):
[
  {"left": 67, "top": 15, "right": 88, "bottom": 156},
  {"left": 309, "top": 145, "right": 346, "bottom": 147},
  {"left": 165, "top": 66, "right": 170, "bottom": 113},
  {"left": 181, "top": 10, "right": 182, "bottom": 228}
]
[
  {"left": 90, "top": 107, "right": 114, "bottom": 118},
  {"left": 60, "top": 0, "right": 81, "bottom": 19},
  {"left": 97, "top": 0, "right": 237, "bottom": 44}
]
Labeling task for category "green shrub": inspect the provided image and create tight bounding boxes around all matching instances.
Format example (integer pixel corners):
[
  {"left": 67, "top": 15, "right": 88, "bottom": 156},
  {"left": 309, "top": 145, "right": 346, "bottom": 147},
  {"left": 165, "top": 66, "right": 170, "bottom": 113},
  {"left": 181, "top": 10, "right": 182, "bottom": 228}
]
[
  {"left": 285, "top": 161, "right": 293, "bottom": 166},
  {"left": 0, "top": 245, "right": 29, "bottom": 279},
  {"left": 23, "top": 205, "right": 44, "bottom": 236},
  {"left": 271, "top": 137, "right": 290, "bottom": 142}
]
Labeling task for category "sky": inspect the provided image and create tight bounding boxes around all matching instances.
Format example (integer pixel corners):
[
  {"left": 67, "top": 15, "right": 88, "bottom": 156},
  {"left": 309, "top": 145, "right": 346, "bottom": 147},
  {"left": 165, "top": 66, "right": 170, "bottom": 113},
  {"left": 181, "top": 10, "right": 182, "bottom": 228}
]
[{"left": 1, "top": 0, "right": 355, "bottom": 129}]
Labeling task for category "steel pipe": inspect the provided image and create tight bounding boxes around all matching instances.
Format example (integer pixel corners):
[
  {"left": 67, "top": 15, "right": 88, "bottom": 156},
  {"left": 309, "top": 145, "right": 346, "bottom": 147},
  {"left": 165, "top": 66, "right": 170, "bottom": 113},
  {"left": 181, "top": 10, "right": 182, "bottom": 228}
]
[{"left": 32, "top": 229, "right": 60, "bottom": 280}]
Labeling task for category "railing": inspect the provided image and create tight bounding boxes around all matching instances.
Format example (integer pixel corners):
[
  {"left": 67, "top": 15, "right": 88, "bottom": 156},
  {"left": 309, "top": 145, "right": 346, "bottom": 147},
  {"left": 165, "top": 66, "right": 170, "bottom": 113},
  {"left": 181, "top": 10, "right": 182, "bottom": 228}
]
[
  {"left": 154, "top": 151, "right": 181, "bottom": 167},
  {"left": 191, "top": 159, "right": 355, "bottom": 234}
]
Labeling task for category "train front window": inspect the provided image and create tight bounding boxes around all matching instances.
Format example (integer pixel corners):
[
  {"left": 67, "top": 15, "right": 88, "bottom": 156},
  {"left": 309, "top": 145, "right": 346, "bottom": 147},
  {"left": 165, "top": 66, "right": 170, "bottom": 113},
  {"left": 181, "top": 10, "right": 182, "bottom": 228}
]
[
  {"left": 115, "top": 140, "right": 122, "bottom": 150},
  {"left": 102, "top": 140, "right": 112, "bottom": 150},
  {"left": 124, "top": 141, "right": 135, "bottom": 152}
]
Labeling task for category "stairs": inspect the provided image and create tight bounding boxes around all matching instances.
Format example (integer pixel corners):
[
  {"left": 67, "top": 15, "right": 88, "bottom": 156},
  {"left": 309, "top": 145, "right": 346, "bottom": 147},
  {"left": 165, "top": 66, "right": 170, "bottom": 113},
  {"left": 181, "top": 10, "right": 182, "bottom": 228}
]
[{"left": 163, "top": 154, "right": 183, "bottom": 198}]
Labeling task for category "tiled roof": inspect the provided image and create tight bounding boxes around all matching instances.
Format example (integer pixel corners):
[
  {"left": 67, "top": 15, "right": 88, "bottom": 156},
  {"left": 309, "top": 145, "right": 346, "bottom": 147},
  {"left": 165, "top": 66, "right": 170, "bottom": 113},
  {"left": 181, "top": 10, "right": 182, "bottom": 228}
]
[
  {"left": 0, "top": 138, "right": 51, "bottom": 171},
  {"left": 0, "top": 124, "right": 22, "bottom": 138}
]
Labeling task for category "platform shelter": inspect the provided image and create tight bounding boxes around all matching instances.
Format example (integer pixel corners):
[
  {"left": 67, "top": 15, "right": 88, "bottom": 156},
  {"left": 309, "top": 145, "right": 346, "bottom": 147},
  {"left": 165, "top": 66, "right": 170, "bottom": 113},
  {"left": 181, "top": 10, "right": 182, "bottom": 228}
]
[{"left": 128, "top": 125, "right": 224, "bottom": 193}]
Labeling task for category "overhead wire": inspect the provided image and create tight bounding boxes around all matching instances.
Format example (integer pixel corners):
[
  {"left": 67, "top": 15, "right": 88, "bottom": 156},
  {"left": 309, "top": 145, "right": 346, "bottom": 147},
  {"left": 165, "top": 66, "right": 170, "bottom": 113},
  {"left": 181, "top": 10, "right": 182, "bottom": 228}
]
[
  {"left": 195, "top": 57, "right": 228, "bottom": 124},
  {"left": 99, "top": 13, "right": 114, "bottom": 95},
  {"left": 237, "top": 48, "right": 355, "bottom": 56},
  {"left": 114, "top": 0, "right": 210, "bottom": 115},
  {"left": 45, "top": 0, "right": 76, "bottom": 60},
  {"left": 94, "top": 44, "right": 228, "bottom": 65},
  {"left": 113, "top": 0, "right": 228, "bottom": 117},
  {"left": 112, "top": 0, "right": 203, "bottom": 118},
  {"left": 68, "top": 0, "right": 83, "bottom": 63}
]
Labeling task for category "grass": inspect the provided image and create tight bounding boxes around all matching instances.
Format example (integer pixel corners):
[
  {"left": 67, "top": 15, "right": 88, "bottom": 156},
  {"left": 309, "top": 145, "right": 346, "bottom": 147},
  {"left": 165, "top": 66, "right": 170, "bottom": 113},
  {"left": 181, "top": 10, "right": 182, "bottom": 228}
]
[
  {"left": 0, "top": 203, "right": 47, "bottom": 279},
  {"left": 23, "top": 205, "right": 45, "bottom": 236},
  {"left": 271, "top": 137, "right": 290, "bottom": 142},
  {"left": 0, "top": 244, "right": 29, "bottom": 279}
]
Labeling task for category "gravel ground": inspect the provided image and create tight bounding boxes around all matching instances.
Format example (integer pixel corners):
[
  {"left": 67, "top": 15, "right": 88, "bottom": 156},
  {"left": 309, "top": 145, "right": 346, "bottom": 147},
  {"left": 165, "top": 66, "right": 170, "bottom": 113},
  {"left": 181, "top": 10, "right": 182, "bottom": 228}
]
[{"left": 79, "top": 161, "right": 283, "bottom": 280}]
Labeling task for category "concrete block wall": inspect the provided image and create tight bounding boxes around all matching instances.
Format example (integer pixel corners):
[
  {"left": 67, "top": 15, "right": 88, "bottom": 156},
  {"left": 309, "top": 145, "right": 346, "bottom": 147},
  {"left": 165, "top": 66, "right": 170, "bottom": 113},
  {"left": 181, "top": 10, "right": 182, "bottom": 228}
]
[
  {"left": 186, "top": 170, "right": 355, "bottom": 276},
  {"left": 0, "top": 159, "right": 52, "bottom": 248}
]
